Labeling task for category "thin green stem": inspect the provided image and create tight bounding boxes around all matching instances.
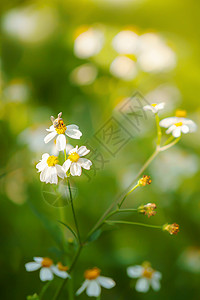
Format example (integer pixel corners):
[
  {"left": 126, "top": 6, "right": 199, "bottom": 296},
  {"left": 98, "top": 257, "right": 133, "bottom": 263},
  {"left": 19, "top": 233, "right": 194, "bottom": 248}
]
[
  {"left": 162, "top": 135, "right": 174, "bottom": 146},
  {"left": 39, "top": 281, "right": 51, "bottom": 300},
  {"left": 160, "top": 136, "right": 181, "bottom": 152},
  {"left": 64, "top": 149, "right": 67, "bottom": 161},
  {"left": 67, "top": 177, "right": 81, "bottom": 245},
  {"left": 118, "top": 183, "right": 140, "bottom": 208},
  {"left": 155, "top": 113, "right": 162, "bottom": 146},
  {"left": 105, "top": 220, "right": 162, "bottom": 229}
]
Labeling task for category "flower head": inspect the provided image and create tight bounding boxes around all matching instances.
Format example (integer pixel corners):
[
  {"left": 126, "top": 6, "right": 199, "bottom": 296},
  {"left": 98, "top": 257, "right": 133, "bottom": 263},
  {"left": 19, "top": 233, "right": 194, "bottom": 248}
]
[
  {"left": 138, "top": 203, "right": 157, "bottom": 218},
  {"left": 138, "top": 175, "right": 152, "bottom": 186},
  {"left": 25, "top": 257, "right": 69, "bottom": 281},
  {"left": 44, "top": 112, "right": 82, "bottom": 151},
  {"left": 159, "top": 110, "right": 197, "bottom": 138},
  {"left": 143, "top": 102, "right": 165, "bottom": 114},
  {"left": 127, "top": 261, "right": 162, "bottom": 293},
  {"left": 76, "top": 267, "right": 115, "bottom": 297},
  {"left": 63, "top": 146, "right": 92, "bottom": 176},
  {"left": 36, "top": 153, "right": 66, "bottom": 184},
  {"left": 163, "top": 223, "right": 179, "bottom": 235}
]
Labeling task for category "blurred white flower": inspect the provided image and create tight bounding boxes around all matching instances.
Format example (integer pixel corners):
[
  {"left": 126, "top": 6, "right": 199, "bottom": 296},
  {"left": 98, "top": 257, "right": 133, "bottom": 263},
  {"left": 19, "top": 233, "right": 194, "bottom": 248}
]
[
  {"left": 137, "top": 33, "right": 176, "bottom": 73},
  {"left": 25, "top": 257, "right": 69, "bottom": 281},
  {"left": 44, "top": 113, "right": 82, "bottom": 152},
  {"left": 127, "top": 262, "right": 162, "bottom": 293},
  {"left": 143, "top": 102, "right": 165, "bottom": 114},
  {"left": 70, "top": 63, "right": 98, "bottom": 86},
  {"left": 160, "top": 110, "right": 197, "bottom": 137},
  {"left": 112, "top": 30, "right": 139, "bottom": 54},
  {"left": 74, "top": 28, "right": 104, "bottom": 59},
  {"left": 36, "top": 153, "right": 66, "bottom": 184},
  {"left": 4, "top": 79, "right": 29, "bottom": 103},
  {"left": 63, "top": 146, "right": 92, "bottom": 176},
  {"left": 2, "top": 6, "right": 57, "bottom": 43},
  {"left": 110, "top": 56, "right": 137, "bottom": 80},
  {"left": 76, "top": 267, "right": 115, "bottom": 297}
]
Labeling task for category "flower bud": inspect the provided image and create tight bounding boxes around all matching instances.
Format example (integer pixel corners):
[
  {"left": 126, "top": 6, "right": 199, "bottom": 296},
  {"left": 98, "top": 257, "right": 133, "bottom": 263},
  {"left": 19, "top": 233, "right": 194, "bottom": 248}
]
[
  {"left": 138, "top": 203, "right": 157, "bottom": 218},
  {"left": 138, "top": 175, "right": 152, "bottom": 186},
  {"left": 163, "top": 223, "right": 179, "bottom": 235}
]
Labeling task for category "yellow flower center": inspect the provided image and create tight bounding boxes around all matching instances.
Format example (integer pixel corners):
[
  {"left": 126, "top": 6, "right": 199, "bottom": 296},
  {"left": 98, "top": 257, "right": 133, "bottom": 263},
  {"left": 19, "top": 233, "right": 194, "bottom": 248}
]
[
  {"left": 68, "top": 152, "right": 80, "bottom": 163},
  {"left": 55, "top": 122, "right": 67, "bottom": 134},
  {"left": 41, "top": 257, "right": 53, "bottom": 268},
  {"left": 57, "top": 262, "right": 69, "bottom": 271},
  {"left": 142, "top": 268, "right": 153, "bottom": 279},
  {"left": 151, "top": 103, "right": 157, "bottom": 107},
  {"left": 47, "top": 155, "right": 58, "bottom": 166},
  {"left": 175, "top": 109, "right": 186, "bottom": 118},
  {"left": 84, "top": 267, "right": 101, "bottom": 280},
  {"left": 174, "top": 122, "right": 183, "bottom": 127}
]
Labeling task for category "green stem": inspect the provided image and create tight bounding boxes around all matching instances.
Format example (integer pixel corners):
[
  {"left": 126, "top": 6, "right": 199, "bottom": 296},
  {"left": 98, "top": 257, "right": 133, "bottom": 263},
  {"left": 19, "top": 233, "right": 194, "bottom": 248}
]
[
  {"left": 39, "top": 281, "right": 51, "bottom": 300},
  {"left": 118, "top": 183, "right": 139, "bottom": 209},
  {"left": 105, "top": 220, "right": 162, "bottom": 229},
  {"left": 64, "top": 149, "right": 67, "bottom": 161},
  {"left": 163, "top": 135, "right": 174, "bottom": 146},
  {"left": 155, "top": 113, "right": 162, "bottom": 146},
  {"left": 160, "top": 136, "right": 181, "bottom": 152},
  {"left": 67, "top": 177, "right": 81, "bottom": 245}
]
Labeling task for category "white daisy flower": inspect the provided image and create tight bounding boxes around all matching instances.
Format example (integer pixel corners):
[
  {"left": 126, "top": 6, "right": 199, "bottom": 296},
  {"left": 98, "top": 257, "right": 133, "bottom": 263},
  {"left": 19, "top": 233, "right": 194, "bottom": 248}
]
[
  {"left": 25, "top": 257, "right": 70, "bottom": 281},
  {"left": 36, "top": 153, "right": 66, "bottom": 184},
  {"left": 159, "top": 110, "right": 197, "bottom": 138},
  {"left": 143, "top": 102, "right": 165, "bottom": 114},
  {"left": 76, "top": 267, "right": 115, "bottom": 297},
  {"left": 127, "top": 262, "right": 162, "bottom": 293},
  {"left": 63, "top": 145, "right": 92, "bottom": 176},
  {"left": 44, "top": 112, "right": 82, "bottom": 152}
]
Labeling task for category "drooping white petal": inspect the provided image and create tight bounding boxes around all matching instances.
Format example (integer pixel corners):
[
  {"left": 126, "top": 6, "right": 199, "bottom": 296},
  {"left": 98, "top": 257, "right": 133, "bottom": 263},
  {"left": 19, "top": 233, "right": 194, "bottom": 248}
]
[
  {"left": 44, "top": 131, "right": 57, "bottom": 143},
  {"left": 25, "top": 262, "right": 41, "bottom": 272},
  {"left": 56, "top": 134, "right": 66, "bottom": 151},
  {"left": 181, "top": 124, "right": 189, "bottom": 134},
  {"left": 65, "top": 143, "right": 74, "bottom": 154},
  {"left": 66, "top": 128, "right": 82, "bottom": 139},
  {"left": 97, "top": 276, "right": 116, "bottom": 289},
  {"left": 76, "top": 280, "right": 89, "bottom": 296},
  {"left": 40, "top": 267, "right": 54, "bottom": 281},
  {"left": 46, "top": 125, "right": 55, "bottom": 132},
  {"left": 77, "top": 146, "right": 90, "bottom": 156},
  {"left": 166, "top": 125, "right": 176, "bottom": 134},
  {"left": 153, "top": 271, "right": 162, "bottom": 280},
  {"left": 62, "top": 159, "right": 71, "bottom": 172},
  {"left": 159, "top": 117, "right": 179, "bottom": 128},
  {"left": 127, "top": 266, "right": 143, "bottom": 278},
  {"left": 151, "top": 278, "right": 161, "bottom": 291},
  {"left": 40, "top": 166, "right": 49, "bottom": 182},
  {"left": 183, "top": 119, "right": 197, "bottom": 132},
  {"left": 135, "top": 278, "right": 150, "bottom": 293},
  {"left": 70, "top": 163, "right": 82, "bottom": 176},
  {"left": 51, "top": 265, "right": 69, "bottom": 279},
  {"left": 48, "top": 167, "right": 58, "bottom": 184},
  {"left": 55, "top": 165, "right": 66, "bottom": 179},
  {"left": 34, "top": 257, "right": 43, "bottom": 263},
  {"left": 143, "top": 105, "right": 154, "bottom": 112},
  {"left": 172, "top": 127, "right": 181, "bottom": 138},
  {"left": 78, "top": 158, "right": 92, "bottom": 170},
  {"left": 86, "top": 280, "right": 101, "bottom": 297}
]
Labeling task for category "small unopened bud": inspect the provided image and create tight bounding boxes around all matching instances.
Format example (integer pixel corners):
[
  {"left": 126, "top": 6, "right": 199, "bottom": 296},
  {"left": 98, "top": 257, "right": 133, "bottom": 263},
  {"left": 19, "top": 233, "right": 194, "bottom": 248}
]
[
  {"left": 163, "top": 223, "right": 179, "bottom": 235},
  {"left": 138, "top": 203, "right": 157, "bottom": 218},
  {"left": 138, "top": 175, "right": 152, "bottom": 186}
]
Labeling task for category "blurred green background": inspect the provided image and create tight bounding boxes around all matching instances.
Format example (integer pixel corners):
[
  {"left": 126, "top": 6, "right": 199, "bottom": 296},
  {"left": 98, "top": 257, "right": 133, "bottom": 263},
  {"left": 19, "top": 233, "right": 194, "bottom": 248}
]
[{"left": 1, "top": 0, "right": 200, "bottom": 299}]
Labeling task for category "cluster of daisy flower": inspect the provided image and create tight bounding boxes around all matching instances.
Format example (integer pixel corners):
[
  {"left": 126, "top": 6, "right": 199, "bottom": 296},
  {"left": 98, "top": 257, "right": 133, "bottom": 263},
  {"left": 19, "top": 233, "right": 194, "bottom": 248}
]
[{"left": 36, "top": 112, "right": 92, "bottom": 183}]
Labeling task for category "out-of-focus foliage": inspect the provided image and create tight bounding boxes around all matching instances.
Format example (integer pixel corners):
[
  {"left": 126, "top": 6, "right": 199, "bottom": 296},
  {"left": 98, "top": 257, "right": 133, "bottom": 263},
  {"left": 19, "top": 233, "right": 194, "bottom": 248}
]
[{"left": 0, "top": 0, "right": 200, "bottom": 299}]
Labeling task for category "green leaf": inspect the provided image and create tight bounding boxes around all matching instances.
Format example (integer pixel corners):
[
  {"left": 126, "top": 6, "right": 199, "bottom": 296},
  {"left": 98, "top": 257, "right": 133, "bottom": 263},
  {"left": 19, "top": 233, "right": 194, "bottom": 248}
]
[
  {"left": 58, "top": 220, "right": 78, "bottom": 241},
  {"left": 27, "top": 294, "right": 39, "bottom": 300}
]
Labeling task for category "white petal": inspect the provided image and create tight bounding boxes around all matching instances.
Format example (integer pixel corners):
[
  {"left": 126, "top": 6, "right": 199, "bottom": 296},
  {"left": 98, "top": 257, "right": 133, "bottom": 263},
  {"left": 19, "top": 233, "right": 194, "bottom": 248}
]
[
  {"left": 51, "top": 265, "right": 69, "bottom": 279},
  {"left": 127, "top": 266, "right": 143, "bottom": 278},
  {"left": 181, "top": 124, "right": 189, "bottom": 134},
  {"left": 70, "top": 163, "right": 82, "bottom": 176},
  {"left": 36, "top": 160, "right": 48, "bottom": 172},
  {"left": 41, "top": 153, "right": 50, "bottom": 160},
  {"left": 159, "top": 117, "right": 179, "bottom": 128},
  {"left": 63, "top": 159, "right": 71, "bottom": 172},
  {"left": 78, "top": 158, "right": 92, "bottom": 170},
  {"left": 183, "top": 119, "right": 197, "bottom": 132},
  {"left": 46, "top": 125, "right": 55, "bottom": 132},
  {"left": 172, "top": 127, "right": 181, "bottom": 138},
  {"left": 76, "top": 280, "right": 89, "bottom": 296},
  {"left": 48, "top": 167, "right": 58, "bottom": 184},
  {"left": 135, "top": 278, "right": 149, "bottom": 293},
  {"left": 86, "top": 280, "right": 101, "bottom": 297},
  {"left": 66, "top": 128, "right": 82, "bottom": 139},
  {"left": 56, "top": 134, "right": 66, "bottom": 151},
  {"left": 33, "top": 257, "right": 43, "bottom": 263},
  {"left": 65, "top": 143, "right": 74, "bottom": 154},
  {"left": 40, "top": 267, "right": 54, "bottom": 281},
  {"left": 97, "top": 276, "right": 115, "bottom": 289},
  {"left": 151, "top": 278, "right": 161, "bottom": 291},
  {"left": 40, "top": 166, "right": 50, "bottom": 182},
  {"left": 44, "top": 131, "right": 57, "bottom": 144},
  {"left": 156, "top": 102, "right": 165, "bottom": 110},
  {"left": 166, "top": 125, "right": 176, "bottom": 134},
  {"left": 77, "top": 146, "right": 90, "bottom": 156},
  {"left": 55, "top": 165, "right": 66, "bottom": 179},
  {"left": 25, "top": 262, "right": 41, "bottom": 272},
  {"left": 68, "top": 146, "right": 78, "bottom": 155},
  {"left": 66, "top": 124, "right": 79, "bottom": 130},
  {"left": 153, "top": 271, "right": 162, "bottom": 280}
]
